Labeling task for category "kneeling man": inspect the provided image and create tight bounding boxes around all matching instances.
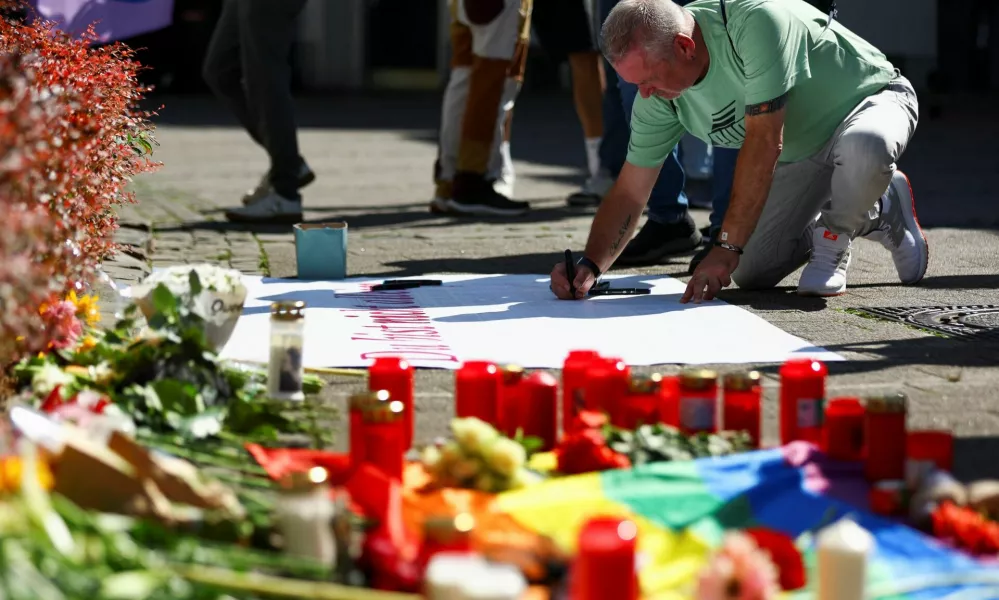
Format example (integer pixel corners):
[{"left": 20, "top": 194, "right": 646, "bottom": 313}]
[{"left": 550, "top": 0, "right": 927, "bottom": 303}]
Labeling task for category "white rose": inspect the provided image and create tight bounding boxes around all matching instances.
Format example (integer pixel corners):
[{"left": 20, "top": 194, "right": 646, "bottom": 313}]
[
  {"left": 484, "top": 437, "right": 526, "bottom": 478},
  {"left": 451, "top": 418, "right": 498, "bottom": 454},
  {"left": 32, "top": 363, "right": 75, "bottom": 397}
]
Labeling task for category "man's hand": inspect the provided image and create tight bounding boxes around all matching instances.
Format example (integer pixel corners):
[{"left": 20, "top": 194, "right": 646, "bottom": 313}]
[
  {"left": 550, "top": 261, "right": 597, "bottom": 300},
  {"left": 681, "top": 247, "right": 740, "bottom": 304}
]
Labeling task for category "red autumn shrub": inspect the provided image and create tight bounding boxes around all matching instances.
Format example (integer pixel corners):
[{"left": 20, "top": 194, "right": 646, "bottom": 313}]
[{"left": 0, "top": 1, "right": 160, "bottom": 363}]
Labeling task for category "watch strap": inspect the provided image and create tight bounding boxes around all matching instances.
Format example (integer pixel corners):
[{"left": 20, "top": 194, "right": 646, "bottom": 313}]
[{"left": 576, "top": 256, "right": 602, "bottom": 279}]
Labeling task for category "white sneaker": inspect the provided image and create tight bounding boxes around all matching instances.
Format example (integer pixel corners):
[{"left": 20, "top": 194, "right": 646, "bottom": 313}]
[
  {"left": 798, "top": 227, "right": 852, "bottom": 296},
  {"left": 863, "top": 170, "right": 928, "bottom": 285},
  {"left": 241, "top": 163, "right": 316, "bottom": 206},
  {"left": 429, "top": 196, "right": 451, "bottom": 214},
  {"left": 226, "top": 191, "right": 303, "bottom": 223}
]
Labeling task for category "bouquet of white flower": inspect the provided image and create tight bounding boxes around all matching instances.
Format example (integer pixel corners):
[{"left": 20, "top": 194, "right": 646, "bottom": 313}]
[
  {"left": 421, "top": 417, "right": 542, "bottom": 493},
  {"left": 129, "top": 264, "right": 247, "bottom": 351}
]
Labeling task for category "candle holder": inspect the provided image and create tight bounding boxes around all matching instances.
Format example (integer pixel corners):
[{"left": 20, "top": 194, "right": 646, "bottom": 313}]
[
  {"left": 657, "top": 375, "right": 680, "bottom": 427},
  {"left": 455, "top": 361, "right": 502, "bottom": 426},
  {"left": 582, "top": 358, "right": 630, "bottom": 415},
  {"left": 573, "top": 516, "right": 639, "bottom": 600},
  {"left": 498, "top": 364, "right": 526, "bottom": 438},
  {"left": 521, "top": 371, "right": 559, "bottom": 451},
  {"left": 361, "top": 397, "right": 406, "bottom": 480},
  {"left": 562, "top": 350, "right": 602, "bottom": 435},
  {"left": 823, "top": 397, "right": 865, "bottom": 461},
  {"left": 779, "top": 358, "right": 827, "bottom": 445},
  {"left": 722, "top": 371, "right": 761, "bottom": 446},
  {"left": 864, "top": 392, "right": 908, "bottom": 483},
  {"left": 349, "top": 390, "right": 390, "bottom": 466},
  {"left": 617, "top": 374, "right": 662, "bottom": 429},
  {"left": 678, "top": 368, "right": 718, "bottom": 435},
  {"left": 368, "top": 357, "right": 414, "bottom": 450}
]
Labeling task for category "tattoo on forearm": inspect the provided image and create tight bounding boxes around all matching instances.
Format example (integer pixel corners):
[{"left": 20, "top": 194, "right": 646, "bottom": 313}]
[
  {"left": 745, "top": 92, "right": 789, "bottom": 116},
  {"left": 609, "top": 214, "right": 633, "bottom": 254}
]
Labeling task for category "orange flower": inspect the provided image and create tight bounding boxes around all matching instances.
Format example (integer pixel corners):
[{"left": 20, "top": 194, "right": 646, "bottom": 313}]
[
  {"left": 66, "top": 291, "right": 100, "bottom": 326},
  {"left": 0, "top": 456, "right": 54, "bottom": 494}
]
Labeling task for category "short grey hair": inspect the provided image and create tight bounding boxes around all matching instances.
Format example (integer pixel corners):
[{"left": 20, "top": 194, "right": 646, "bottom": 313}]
[{"left": 599, "top": 0, "right": 690, "bottom": 65}]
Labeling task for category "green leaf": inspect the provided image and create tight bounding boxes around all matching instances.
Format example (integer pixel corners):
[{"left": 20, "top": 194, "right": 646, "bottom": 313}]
[
  {"left": 150, "top": 379, "right": 199, "bottom": 415},
  {"left": 150, "top": 283, "right": 176, "bottom": 316},
  {"left": 516, "top": 435, "right": 545, "bottom": 455},
  {"left": 187, "top": 270, "right": 203, "bottom": 297}
]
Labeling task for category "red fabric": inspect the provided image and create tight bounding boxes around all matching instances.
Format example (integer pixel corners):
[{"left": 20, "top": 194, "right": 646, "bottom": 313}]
[{"left": 244, "top": 444, "right": 353, "bottom": 485}]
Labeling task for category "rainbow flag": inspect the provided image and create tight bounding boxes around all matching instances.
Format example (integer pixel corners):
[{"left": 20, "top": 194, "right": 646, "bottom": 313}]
[{"left": 498, "top": 443, "right": 999, "bottom": 599}]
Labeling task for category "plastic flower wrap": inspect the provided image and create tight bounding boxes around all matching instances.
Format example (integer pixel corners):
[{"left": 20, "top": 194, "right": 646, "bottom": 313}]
[
  {"left": 696, "top": 532, "right": 781, "bottom": 600},
  {"left": 421, "top": 417, "right": 540, "bottom": 493}
]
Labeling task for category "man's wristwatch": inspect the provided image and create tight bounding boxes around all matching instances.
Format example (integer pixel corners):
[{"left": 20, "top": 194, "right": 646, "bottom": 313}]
[{"left": 576, "top": 256, "right": 602, "bottom": 279}]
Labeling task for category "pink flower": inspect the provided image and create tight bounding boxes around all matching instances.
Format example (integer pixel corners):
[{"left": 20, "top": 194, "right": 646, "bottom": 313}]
[
  {"left": 41, "top": 299, "right": 83, "bottom": 349},
  {"left": 696, "top": 533, "right": 780, "bottom": 600}
]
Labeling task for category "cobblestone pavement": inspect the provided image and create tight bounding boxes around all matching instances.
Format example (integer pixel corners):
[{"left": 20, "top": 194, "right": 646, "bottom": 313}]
[{"left": 104, "top": 91, "right": 999, "bottom": 479}]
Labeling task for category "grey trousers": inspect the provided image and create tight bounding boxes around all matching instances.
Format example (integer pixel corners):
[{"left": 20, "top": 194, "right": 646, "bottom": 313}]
[
  {"left": 732, "top": 76, "right": 920, "bottom": 290},
  {"left": 202, "top": 0, "right": 307, "bottom": 200}
]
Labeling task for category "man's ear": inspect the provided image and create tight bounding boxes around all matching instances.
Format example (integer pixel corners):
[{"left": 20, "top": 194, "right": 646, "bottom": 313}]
[{"left": 674, "top": 34, "right": 696, "bottom": 59}]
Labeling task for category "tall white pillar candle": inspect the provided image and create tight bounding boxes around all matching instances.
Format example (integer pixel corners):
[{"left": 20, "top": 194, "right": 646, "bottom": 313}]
[{"left": 817, "top": 517, "right": 875, "bottom": 600}]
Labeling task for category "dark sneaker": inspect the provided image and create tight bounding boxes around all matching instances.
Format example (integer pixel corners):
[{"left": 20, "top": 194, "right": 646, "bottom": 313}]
[
  {"left": 226, "top": 191, "right": 303, "bottom": 224},
  {"left": 616, "top": 213, "right": 702, "bottom": 266},
  {"left": 450, "top": 171, "right": 530, "bottom": 217},
  {"left": 699, "top": 225, "right": 711, "bottom": 239}
]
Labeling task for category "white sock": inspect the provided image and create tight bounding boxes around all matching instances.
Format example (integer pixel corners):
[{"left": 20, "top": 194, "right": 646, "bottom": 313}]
[{"left": 584, "top": 137, "right": 602, "bottom": 179}]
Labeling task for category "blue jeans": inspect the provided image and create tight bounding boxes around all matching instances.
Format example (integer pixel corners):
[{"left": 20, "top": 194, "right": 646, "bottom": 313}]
[{"left": 709, "top": 146, "right": 738, "bottom": 236}]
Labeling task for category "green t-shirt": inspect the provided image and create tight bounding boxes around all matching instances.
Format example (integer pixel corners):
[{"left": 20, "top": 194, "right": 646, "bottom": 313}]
[{"left": 626, "top": 0, "right": 897, "bottom": 165}]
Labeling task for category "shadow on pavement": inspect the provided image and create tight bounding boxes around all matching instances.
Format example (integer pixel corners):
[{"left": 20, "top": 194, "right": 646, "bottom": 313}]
[
  {"left": 848, "top": 274, "right": 999, "bottom": 291},
  {"left": 953, "top": 437, "right": 999, "bottom": 481},
  {"left": 153, "top": 203, "right": 593, "bottom": 235}
]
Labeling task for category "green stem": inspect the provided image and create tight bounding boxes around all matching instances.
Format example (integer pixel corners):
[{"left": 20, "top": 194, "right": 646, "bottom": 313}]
[{"left": 175, "top": 565, "right": 418, "bottom": 600}]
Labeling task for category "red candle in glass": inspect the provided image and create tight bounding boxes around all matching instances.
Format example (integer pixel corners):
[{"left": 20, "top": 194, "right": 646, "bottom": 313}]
[
  {"left": 582, "top": 358, "right": 630, "bottom": 415},
  {"left": 520, "top": 371, "right": 559, "bottom": 451},
  {"left": 574, "top": 516, "right": 639, "bottom": 600},
  {"left": 658, "top": 375, "right": 679, "bottom": 426},
  {"left": 454, "top": 360, "right": 501, "bottom": 425},
  {"left": 822, "top": 397, "right": 865, "bottom": 461},
  {"left": 907, "top": 430, "right": 954, "bottom": 472},
  {"left": 562, "top": 350, "right": 601, "bottom": 434},
  {"left": 417, "top": 513, "right": 474, "bottom": 572},
  {"left": 497, "top": 364, "right": 526, "bottom": 437},
  {"left": 864, "top": 392, "right": 908, "bottom": 483},
  {"left": 349, "top": 390, "right": 390, "bottom": 465},
  {"left": 779, "top": 358, "right": 827, "bottom": 444},
  {"left": 722, "top": 371, "right": 761, "bottom": 447},
  {"left": 368, "top": 357, "right": 415, "bottom": 450},
  {"left": 616, "top": 375, "right": 662, "bottom": 429},
  {"left": 678, "top": 368, "right": 718, "bottom": 435},
  {"left": 361, "top": 398, "right": 406, "bottom": 480}
]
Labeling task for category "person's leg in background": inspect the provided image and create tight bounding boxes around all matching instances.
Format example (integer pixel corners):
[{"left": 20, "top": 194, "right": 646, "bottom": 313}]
[
  {"left": 597, "top": 0, "right": 701, "bottom": 266},
  {"left": 219, "top": 0, "right": 312, "bottom": 223},
  {"left": 448, "top": 0, "right": 533, "bottom": 216},
  {"left": 433, "top": 0, "right": 531, "bottom": 216},
  {"left": 531, "top": 0, "right": 613, "bottom": 206}
]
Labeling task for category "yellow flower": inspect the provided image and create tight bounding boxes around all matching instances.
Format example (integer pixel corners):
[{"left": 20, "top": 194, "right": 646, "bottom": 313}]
[
  {"left": 484, "top": 437, "right": 526, "bottom": 477},
  {"left": 79, "top": 336, "right": 98, "bottom": 352},
  {"left": 0, "top": 457, "right": 54, "bottom": 494},
  {"left": 67, "top": 291, "right": 100, "bottom": 326}
]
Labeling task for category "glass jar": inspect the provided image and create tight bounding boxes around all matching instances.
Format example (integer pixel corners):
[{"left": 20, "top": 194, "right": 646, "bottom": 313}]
[
  {"left": 678, "top": 369, "right": 718, "bottom": 435},
  {"left": 268, "top": 301, "right": 306, "bottom": 401},
  {"left": 722, "top": 371, "right": 761, "bottom": 446},
  {"left": 361, "top": 398, "right": 406, "bottom": 480},
  {"left": 348, "top": 390, "right": 390, "bottom": 465},
  {"left": 864, "top": 392, "right": 908, "bottom": 483},
  {"left": 616, "top": 374, "right": 662, "bottom": 429},
  {"left": 498, "top": 364, "right": 526, "bottom": 437},
  {"left": 274, "top": 466, "right": 336, "bottom": 566}
]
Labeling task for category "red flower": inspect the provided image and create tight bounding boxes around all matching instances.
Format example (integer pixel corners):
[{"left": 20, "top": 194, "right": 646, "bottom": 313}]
[
  {"left": 931, "top": 501, "right": 999, "bottom": 556},
  {"left": 555, "top": 415, "right": 630, "bottom": 474},
  {"left": 744, "top": 527, "right": 807, "bottom": 591},
  {"left": 39, "top": 385, "right": 66, "bottom": 412}
]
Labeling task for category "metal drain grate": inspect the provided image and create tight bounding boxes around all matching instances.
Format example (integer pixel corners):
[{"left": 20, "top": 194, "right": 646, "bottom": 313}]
[{"left": 854, "top": 305, "right": 999, "bottom": 341}]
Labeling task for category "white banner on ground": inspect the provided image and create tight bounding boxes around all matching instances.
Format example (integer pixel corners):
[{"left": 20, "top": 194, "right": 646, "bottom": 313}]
[{"left": 216, "top": 274, "right": 843, "bottom": 369}]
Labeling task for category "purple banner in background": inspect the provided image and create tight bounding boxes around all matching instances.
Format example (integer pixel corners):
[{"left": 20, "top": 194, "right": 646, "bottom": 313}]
[{"left": 30, "top": 0, "right": 175, "bottom": 43}]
